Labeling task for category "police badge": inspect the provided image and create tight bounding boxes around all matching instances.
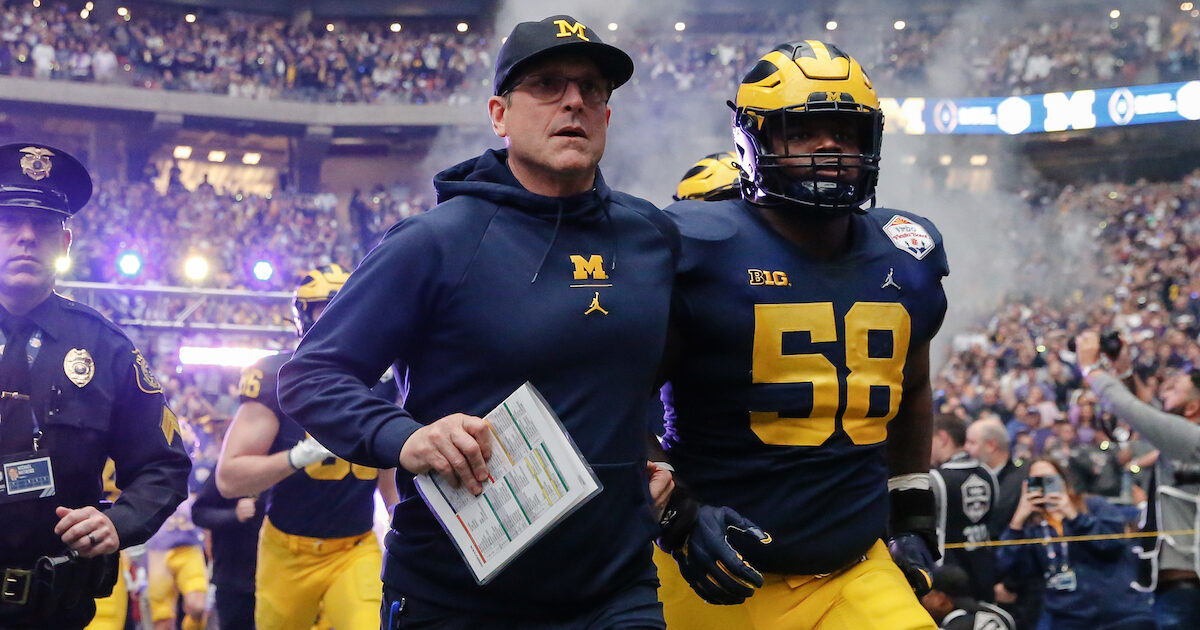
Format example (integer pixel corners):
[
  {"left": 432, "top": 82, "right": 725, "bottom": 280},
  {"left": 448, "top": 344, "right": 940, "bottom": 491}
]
[
  {"left": 19, "top": 147, "right": 54, "bottom": 182},
  {"left": 64, "top": 348, "right": 94, "bottom": 387}
]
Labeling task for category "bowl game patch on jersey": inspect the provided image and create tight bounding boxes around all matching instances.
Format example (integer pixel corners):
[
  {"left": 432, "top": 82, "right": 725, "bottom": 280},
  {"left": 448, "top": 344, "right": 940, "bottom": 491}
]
[{"left": 883, "top": 215, "right": 935, "bottom": 260}]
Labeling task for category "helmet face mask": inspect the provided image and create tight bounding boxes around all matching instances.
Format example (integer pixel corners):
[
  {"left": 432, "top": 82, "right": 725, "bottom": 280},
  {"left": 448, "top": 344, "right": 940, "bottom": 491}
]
[
  {"left": 733, "top": 41, "right": 883, "bottom": 215},
  {"left": 292, "top": 264, "right": 350, "bottom": 336}
]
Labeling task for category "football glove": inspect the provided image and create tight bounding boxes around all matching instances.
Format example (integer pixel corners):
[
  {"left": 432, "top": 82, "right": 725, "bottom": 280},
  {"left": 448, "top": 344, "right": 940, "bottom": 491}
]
[
  {"left": 288, "top": 436, "right": 334, "bottom": 469},
  {"left": 887, "top": 481, "right": 940, "bottom": 597},
  {"left": 658, "top": 488, "right": 770, "bottom": 605}
]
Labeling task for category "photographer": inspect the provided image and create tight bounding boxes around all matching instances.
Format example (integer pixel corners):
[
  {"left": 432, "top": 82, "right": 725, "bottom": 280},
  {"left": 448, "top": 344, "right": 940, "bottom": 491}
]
[
  {"left": 995, "top": 458, "right": 1153, "bottom": 630},
  {"left": 1076, "top": 330, "right": 1200, "bottom": 630}
]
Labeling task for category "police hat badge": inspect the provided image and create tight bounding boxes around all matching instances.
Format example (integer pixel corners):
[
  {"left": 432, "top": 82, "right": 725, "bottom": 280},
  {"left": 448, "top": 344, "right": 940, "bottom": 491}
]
[{"left": 0, "top": 143, "right": 93, "bottom": 216}]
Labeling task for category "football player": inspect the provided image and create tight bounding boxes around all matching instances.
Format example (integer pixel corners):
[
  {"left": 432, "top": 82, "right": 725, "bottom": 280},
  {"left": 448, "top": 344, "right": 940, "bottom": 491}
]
[
  {"left": 655, "top": 40, "right": 947, "bottom": 630},
  {"left": 215, "top": 264, "right": 399, "bottom": 630},
  {"left": 673, "top": 151, "right": 742, "bottom": 202}
]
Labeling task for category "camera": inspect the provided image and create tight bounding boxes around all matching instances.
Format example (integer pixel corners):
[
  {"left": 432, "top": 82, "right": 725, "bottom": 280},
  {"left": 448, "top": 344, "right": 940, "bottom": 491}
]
[
  {"left": 1028, "top": 475, "right": 1064, "bottom": 494},
  {"left": 1067, "top": 329, "right": 1123, "bottom": 360}
]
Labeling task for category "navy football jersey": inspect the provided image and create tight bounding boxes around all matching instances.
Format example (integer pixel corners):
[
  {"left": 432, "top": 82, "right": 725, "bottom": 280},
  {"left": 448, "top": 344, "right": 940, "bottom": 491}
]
[
  {"left": 238, "top": 351, "right": 379, "bottom": 538},
  {"left": 663, "top": 199, "right": 948, "bottom": 575}
]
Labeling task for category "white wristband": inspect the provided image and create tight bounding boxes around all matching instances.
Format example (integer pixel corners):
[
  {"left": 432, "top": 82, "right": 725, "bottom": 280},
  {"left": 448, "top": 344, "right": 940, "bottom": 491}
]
[{"left": 887, "top": 472, "right": 931, "bottom": 493}]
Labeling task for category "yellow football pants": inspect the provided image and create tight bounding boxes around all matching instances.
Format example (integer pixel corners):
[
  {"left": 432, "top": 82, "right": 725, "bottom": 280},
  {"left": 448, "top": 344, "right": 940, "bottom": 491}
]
[
  {"left": 147, "top": 545, "right": 209, "bottom": 622},
  {"left": 657, "top": 539, "right": 937, "bottom": 630},
  {"left": 85, "top": 552, "right": 130, "bottom": 630},
  {"left": 255, "top": 517, "right": 383, "bottom": 630}
]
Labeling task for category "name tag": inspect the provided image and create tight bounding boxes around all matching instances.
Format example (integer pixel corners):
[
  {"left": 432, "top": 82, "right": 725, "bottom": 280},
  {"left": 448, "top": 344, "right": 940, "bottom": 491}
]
[
  {"left": 1047, "top": 569, "right": 1077, "bottom": 592},
  {"left": 0, "top": 452, "right": 55, "bottom": 503}
]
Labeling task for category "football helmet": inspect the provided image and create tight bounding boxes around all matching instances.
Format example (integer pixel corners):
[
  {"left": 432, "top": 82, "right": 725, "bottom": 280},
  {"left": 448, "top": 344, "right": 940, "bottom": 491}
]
[
  {"left": 732, "top": 40, "right": 883, "bottom": 214},
  {"left": 673, "top": 151, "right": 743, "bottom": 201},
  {"left": 292, "top": 264, "right": 350, "bottom": 336}
]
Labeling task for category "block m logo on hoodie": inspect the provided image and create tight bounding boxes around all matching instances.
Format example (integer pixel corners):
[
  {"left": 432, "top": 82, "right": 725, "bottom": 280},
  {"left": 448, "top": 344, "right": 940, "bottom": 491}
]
[{"left": 570, "top": 254, "right": 609, "bottom": 283}]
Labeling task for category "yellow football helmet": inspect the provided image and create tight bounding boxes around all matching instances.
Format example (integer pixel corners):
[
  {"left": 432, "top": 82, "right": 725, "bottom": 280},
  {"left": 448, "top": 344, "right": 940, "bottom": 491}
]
[
  {"left": 292, "top": 264, "right": 350, "bottom": 336},
  {"left": 732, "top": 40, "right": 883, "bottom": 213},
  {"left": 673, "top": 152, "right": 743, "bottom": 201}
]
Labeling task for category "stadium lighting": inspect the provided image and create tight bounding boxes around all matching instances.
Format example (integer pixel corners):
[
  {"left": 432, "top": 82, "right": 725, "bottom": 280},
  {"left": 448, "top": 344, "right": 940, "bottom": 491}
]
[
  {"left": 252, "top": 260, "right": 274, "bottom": 281},
  {"left": 938, "top": 154, "right": 952, "bottom": 166},
  {"left": 390, "top": 23, "right": 402, "bottom": 33},
  {"left": 457, "top": 22, "right": 469, "bottom": 33},
  {"left": 184, "top": 256, "right": 209, "bottom": 281},
  {"left": 608, "top": 22, "right": 618, "bottom": 31},
  {"left": 80, "top": 9, "right": 88, "bottom": 19},
  {"left": 1109, "top": 9, "right": 1121, "bottom": 19},
  {"left": 826, "top": 21, "right": 838, "bottom": 31},
  {"left": 207, "top": 150, "right": 226, "bottom": 162},
  {"left": 173, "top": 145, "right": 192, "bottom": 160},
  {"left": 242, "top": 152, "right": 262, "bottom": 165},
  {"left": 674, "top": 21, "right": 686, "bottom": 32},
  {"left": 55, "top": 256, "right": 70, "bottom": 273},
  {"left": 116, "top": 7, "right": 127, "bottom": 17},
  {"left": 32, "top": 0, "right": 40, "bottom": 8},
  {"left": 1183, "top": 3, "right": 1195, "bottom": 11},
  {"left": 326, "top": 23, "right": 335, "bottom": 32},
  {"left": 85, "top": 1, "right": 92, "bottom": 8},
  {"left": 117, "top": 252, "right": 142, "bottom": 277},
  {"left": 179, "top": 346, "right": 278, "bottom": 368},
  {"left": 185, "top": 13, "right": 196, "bottom": 23},
  {"left": 969, "top": 154, "right": 989, "bottom": 166},
  {"left": 893, "top": 20, "right": 906, "bottom": 30}
]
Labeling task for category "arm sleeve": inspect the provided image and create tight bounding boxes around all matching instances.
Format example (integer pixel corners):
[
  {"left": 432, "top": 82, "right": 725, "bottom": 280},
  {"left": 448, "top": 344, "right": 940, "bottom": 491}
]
[
  {"left": 994, "top": 527, "right": 1038, "bottom": 581},
  {"left": 1090, "top": 372, "right": 1200, "bottom": 463},
  {"left": 105, "top": 348, "right": 192, "bottom": 548},
  {"left": 278, "top": 220, "right": 441, "bottom": 469},
  {"left": 191, "top": 473, "right": 240, "bottom": 531}
]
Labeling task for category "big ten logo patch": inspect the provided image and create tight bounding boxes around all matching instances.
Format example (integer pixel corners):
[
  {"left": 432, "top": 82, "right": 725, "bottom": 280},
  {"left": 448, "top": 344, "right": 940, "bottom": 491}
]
[{"left": 747, "top": 269, "right": 790, "bottom": 287}]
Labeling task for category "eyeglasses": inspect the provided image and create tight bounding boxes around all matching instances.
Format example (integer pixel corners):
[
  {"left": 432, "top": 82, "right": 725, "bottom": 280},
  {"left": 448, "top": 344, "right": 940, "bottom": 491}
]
[{"left": 505, "top": 73, "right": 613, "bottom": 107}]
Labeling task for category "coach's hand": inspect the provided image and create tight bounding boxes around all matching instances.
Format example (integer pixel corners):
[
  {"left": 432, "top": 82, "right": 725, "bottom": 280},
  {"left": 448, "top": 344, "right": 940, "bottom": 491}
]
[
  {"left": 400, "top": 413, "right": 493, "bottom": 495},
  {"left": 661, "top": 502, "right": 769, "bottom": 605},
  {"left": 887, "top": 532, "right": 936, "bottom": 596}
]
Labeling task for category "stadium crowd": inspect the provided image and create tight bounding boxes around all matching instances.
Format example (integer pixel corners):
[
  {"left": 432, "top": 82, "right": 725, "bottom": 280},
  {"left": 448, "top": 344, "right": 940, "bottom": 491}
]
[{"left": 1, "top": 1, "right": 1199, "bottom": 104}]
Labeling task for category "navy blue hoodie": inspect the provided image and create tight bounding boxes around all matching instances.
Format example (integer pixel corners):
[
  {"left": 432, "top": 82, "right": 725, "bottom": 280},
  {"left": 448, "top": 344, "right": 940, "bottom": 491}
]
[{"left": 279, "top": 149, "right": 678, "bottom": 615}]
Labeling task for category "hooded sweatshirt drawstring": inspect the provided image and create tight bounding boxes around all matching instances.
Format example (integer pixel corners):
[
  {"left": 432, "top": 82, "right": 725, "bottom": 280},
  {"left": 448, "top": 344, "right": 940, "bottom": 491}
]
[{"left": 530, "top": 200, "right": 564, "bottom": 283}]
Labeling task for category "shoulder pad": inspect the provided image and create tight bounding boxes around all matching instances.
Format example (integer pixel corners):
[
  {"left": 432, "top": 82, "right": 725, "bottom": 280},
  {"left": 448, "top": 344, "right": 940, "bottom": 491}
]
[{"left": 665, "top": 199, "right": 741, "bottom": 242}]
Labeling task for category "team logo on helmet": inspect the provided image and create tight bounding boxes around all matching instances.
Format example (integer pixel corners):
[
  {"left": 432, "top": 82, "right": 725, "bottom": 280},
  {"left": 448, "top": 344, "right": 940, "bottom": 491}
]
[{"left": 19, "top": 147, "right": 54, "bottom": 181}]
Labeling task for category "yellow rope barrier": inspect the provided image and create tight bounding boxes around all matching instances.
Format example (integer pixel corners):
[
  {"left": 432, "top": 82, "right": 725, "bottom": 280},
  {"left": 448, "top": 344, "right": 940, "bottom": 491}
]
[{"left": 945, "top": 529, "right": 1197, "bottom": 550}]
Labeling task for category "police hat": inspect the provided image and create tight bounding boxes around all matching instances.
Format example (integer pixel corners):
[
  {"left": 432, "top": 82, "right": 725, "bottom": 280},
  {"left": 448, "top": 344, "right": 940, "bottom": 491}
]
[
  {"left": 494, "top": 15, "right": 634, "bottom": 96},
  {"left": 0, "top": 143, "right": 92, "bottom": 217}
]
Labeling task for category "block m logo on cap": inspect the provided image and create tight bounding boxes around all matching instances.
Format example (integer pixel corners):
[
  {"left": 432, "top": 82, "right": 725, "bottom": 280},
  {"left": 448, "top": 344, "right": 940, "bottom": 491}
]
[{"left": 554, "top": 19, "right": 589, "bottom": 41}]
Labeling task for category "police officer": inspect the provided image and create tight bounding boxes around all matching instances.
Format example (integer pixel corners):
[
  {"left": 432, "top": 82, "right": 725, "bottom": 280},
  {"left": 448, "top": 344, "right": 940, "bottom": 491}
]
[
  {"left": 0, "top": 143, "right": 191, "bottom": 629},
  {"left": 931, "top": 415, "right": 999, "bottom": 603}
]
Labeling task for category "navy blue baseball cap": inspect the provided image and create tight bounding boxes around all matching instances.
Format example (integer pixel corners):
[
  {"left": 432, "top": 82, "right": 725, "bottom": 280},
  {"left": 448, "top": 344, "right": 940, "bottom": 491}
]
[
  {"left": 0, "top": 143, "right": 92, "bottom": 217},
  {"left": 494, "top": 15, "right": 635, "bottom": 96}
]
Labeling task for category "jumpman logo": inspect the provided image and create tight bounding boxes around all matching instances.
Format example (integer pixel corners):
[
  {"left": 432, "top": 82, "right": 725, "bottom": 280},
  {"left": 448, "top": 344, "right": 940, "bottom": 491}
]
[
  {"left": 881, "top": 267, "right": 901, "bottom": 291},
  {"left": 585, "top": 292, "right": 608, "bottom": 315}
]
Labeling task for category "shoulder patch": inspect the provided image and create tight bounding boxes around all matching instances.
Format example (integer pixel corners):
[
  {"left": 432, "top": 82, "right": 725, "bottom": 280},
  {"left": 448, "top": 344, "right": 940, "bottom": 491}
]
[
  {"left": 161, "top": 406, "right": 180, "bottom": 445},
  {"left": 132, "top": 349, "right": 163, "bottom": 394},
  {"left": 882, "top": 215, "right": 936, "bottom": 260}
]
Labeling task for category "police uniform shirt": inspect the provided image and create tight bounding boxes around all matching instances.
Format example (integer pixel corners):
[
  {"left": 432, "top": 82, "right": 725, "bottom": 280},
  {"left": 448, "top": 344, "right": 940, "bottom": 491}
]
[
  {"left": 933, "top": 450, "right": 1000, "bottom": 602},
  {"left": 662, "top": 198, "right": 948, "bottom": 575},
  {"left": 0, "top": 294, "right": 191, "bottom": 567},
  {"left": 238, "top": 351, "right": 377, "bottom": 539}
]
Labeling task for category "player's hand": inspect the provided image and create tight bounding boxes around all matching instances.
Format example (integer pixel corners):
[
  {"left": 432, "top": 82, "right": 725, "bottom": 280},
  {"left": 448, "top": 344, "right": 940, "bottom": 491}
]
[
  {"left": 288, "top": 435, "right": 334, "bottom": 469},
  {"left": 669, "top": 505, "right": 769, "bottom": 605},
  {"left": 399, "top": 413, "right": 492, "bottom": 495},
  {"left": 235, "top": 497, "right": 257, "bottom": 522},
  {"left": 54, "top": 506, "right": 120, "bottom": 558},
  {"left": 646, "top": 461, "right": 675, "bottom": 521},
  {"left": 887, "top": 532, "right": 936, "bottom": 596}
]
